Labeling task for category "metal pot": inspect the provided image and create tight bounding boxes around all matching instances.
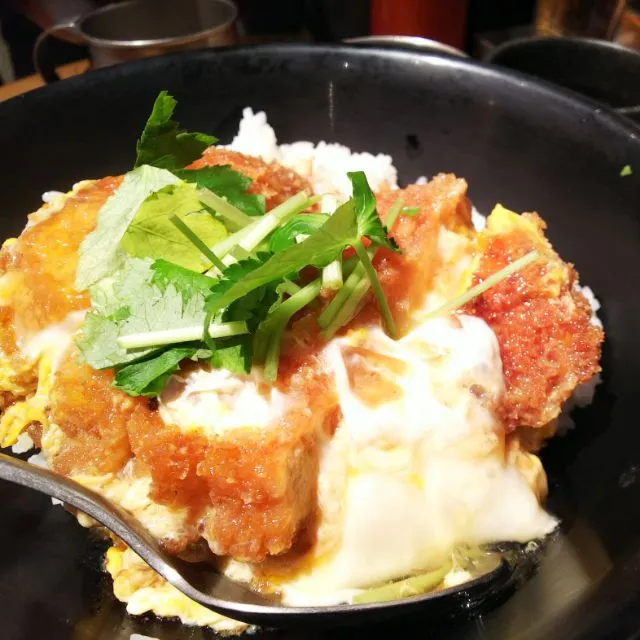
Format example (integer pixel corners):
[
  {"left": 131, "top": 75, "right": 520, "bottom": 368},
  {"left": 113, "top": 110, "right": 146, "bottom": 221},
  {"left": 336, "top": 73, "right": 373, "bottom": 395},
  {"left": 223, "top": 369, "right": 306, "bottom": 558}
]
[{"left": 33, "top": 0, "right": 238, "bottom": 83}]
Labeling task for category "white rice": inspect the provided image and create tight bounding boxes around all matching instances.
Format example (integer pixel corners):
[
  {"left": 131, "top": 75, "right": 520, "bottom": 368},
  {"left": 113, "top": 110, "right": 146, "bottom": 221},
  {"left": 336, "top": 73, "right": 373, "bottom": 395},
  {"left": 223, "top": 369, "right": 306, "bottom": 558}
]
[
  {"left": 11, "top": 431, "right": 34, "bottom": 454},
  {"left": 226, "top": 107, "right": 398, "bottom": 211}
]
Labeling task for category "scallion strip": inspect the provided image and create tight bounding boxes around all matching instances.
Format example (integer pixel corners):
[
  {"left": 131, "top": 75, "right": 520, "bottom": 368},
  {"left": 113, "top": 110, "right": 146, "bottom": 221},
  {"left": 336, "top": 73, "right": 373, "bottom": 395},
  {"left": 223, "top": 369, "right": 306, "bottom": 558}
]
[
  {"left": 352, "top": 561, "right": 452, "bottom": 604},
  {"left": 213, "top": 192, "right": 318, "bottom": 270},
  {"left": 255, "top": 279, "right": 322, "bottom": 379},
  {"left": 353, "top": 239, "right": 397, "bottom": 338},
  {"left": 197, "top": 188, "right": 254, "bottom": 230},
  {"left": 235, "top": 192, "right": 318, "bottom": 256},
  {"left": 321, "top": 271, "right": 370, "bottom": 340},
  {"left": 209, "top": 224, "right": 255, "bottom": 260},
  {"left": 117, "top": 320, "right": 249, "bottom": 350},
  {"left": 322, "top": 258, "right": 343, "bottom": 291},
  {"left": 423, "top": 250, "right": 540, "bottom": 319},
  {"left": 320, "top": 197, "right": 405, "bottom": 336},
  {"left": 169, "top": 215, "right": 226, "bottom": 271},
  {"left": 318, "top": 262, "right": 366, "bottom": 329},
  {"left": 278, "top": 279, "right": 302, "bottom": 297}
]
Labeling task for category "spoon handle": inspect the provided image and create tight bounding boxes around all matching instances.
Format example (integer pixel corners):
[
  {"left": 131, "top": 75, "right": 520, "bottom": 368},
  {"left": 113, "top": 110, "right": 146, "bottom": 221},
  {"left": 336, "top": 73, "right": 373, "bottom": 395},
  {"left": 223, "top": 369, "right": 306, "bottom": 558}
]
[
  {"left": 0, "top": 451, "right": 283, "bottom": 621},
  {"left": 0, "top": 452, "right": 173, "bottom": 577}
]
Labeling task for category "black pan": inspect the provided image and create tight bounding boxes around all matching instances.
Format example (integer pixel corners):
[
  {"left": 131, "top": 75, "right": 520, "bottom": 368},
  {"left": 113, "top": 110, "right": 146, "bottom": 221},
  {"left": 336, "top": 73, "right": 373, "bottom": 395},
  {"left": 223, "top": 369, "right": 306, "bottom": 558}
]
[{"left": 1, "top": 44, "right": 639, "bottom": 640}]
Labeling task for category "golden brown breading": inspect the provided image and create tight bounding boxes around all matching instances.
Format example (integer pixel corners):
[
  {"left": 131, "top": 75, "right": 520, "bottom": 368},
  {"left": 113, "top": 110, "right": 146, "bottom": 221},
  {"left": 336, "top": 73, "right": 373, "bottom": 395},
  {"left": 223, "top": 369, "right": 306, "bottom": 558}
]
[
  {"left": 48, "top": 346, "right": 135, "bottom": 475},
  {"left": 127, "top": 391, "right": 322, "bottom": 562},
  {"left": 189, "top": 148, "right": 313, "bottom": 210},
  {"left": 0, "top": 151, "right": 605, "bottom": 571},
  {"left": 359, "top": 174, "right": 472, "bottom": 332},
  {"left": 464, "top": 206, "right": 603, "bottom": 431},
  {"left": 3, "top": 177, "right": 122, "bottom": 334},
  {"left": 200, "top": 409, "right": 319, "bottom": 561}
]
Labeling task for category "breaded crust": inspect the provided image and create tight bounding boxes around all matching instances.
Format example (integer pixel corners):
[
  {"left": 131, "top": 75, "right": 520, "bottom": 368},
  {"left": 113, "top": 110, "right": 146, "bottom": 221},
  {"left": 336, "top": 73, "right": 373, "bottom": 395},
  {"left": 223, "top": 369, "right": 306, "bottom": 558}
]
[
  {"left": 49, "top": 346, "right": 135, "bottom": 475},
  {"left": 464, "top": 207, "right": 603, "bottom": 430},
  {"left": 4, "top": 177, "right": 121, "bottom": 334},
  {"left": 127, "top": 393, "right": 321, "bottom": 562},
  {"left": 363, "top": 174, "right": 472, "bottom": 332},
  {"left": 189, "top": 148, "right": 313, "bottom": 210}
]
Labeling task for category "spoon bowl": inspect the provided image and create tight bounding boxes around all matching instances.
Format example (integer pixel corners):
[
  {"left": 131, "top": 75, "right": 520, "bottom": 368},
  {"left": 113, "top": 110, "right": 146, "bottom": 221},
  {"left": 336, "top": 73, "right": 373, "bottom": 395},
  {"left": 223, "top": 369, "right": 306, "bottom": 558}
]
[{"left": 0, "top": 452, "right": 512, "bottom": 626}]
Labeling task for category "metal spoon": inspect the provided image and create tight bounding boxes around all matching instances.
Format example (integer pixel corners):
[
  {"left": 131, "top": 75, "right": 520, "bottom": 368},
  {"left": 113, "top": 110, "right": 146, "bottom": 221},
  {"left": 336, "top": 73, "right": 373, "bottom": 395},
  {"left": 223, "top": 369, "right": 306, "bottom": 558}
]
[{"left": 0, "top": 452, "right": 511, "bottom": 627}]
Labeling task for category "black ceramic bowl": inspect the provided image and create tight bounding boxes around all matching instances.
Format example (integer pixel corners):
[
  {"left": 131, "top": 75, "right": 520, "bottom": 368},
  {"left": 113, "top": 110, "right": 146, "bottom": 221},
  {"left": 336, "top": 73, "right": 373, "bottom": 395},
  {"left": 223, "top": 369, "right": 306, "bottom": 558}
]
[{"left": 1, "top": 45, "right": 640, "bottom": 640}]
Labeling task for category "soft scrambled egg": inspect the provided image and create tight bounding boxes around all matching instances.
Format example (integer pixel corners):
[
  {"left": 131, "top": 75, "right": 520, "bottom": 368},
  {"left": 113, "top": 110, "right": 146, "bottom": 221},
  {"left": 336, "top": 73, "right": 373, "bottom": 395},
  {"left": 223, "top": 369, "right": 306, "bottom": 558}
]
[
  {"left": 105, "top": 546, "right": 249, "bottom": 634},
  {"left": 267, "top": 315, "right": 556, "bottom": 605},
  {"left": 0, "top": 310, "right": 85, "bottom": 448}
]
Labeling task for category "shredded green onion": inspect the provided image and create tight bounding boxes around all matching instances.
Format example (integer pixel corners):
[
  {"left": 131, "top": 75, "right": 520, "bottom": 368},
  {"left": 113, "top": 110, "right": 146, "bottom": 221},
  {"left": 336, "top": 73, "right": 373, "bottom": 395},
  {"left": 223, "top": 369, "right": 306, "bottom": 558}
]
[
  {"left": 169, "top": 215, "right": 226, "bottom": 271},
  {"left": 352, "top": 560, "right": 452, "bottom": 604},
  {"left": 222, "top": 192, "right": 318, "bottom": 269},
  {"left": 197, "top": 188, "right": 254, "bottom": 229},
  {"left": 318, "top": 198, "right": 404, "bottom": 337},
  {"left": 424, "top": 250, "right": 540, "bottom": 319},
  {"left": 118, "top": 320, "right": 249, "bottom": 350},
  {"left": 321, "top": 268, "right": 370, "bottom": 339},
  {"left": 353, "top": 239, "right": 397, "bottom": 338},
  {"left": 255, "top": 279, "right": 323, "bottom": 381},
  {"left": 322, "top": 258, "right": 343, "bottom": 291}
]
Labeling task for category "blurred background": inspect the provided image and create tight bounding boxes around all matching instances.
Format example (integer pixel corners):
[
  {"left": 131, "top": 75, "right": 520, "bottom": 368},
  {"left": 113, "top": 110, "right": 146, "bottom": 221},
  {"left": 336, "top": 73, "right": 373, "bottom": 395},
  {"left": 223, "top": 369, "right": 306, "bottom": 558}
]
[{"left": 0, "top": 0, "right": 639, "bottom": 105}]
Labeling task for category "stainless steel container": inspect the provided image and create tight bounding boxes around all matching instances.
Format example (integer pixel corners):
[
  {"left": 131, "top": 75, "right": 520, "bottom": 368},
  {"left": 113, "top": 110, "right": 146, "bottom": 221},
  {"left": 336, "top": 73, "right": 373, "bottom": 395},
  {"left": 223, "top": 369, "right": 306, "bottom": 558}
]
[{"left": 34, "top": 0, "right": 238, "bottom": 83}]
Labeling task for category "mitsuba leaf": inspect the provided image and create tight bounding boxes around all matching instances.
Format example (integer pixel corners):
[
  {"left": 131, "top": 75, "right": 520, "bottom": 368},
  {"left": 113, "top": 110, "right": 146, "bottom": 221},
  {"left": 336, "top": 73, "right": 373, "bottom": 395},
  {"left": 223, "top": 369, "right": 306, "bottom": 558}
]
[
  {"left": 176, "top": 165, "right": 266, "bottom": 216},
  {"left": 268, "top": 214, "right": 329, "bottom": 252},
  {"left": 204, "top": 201, "right": 357, "bottom": 317},
  {"left": 113, "top": 347, "right": 196, "bottom": 396},
  {"left": 120, "top": 182, "right": 227, "bottom": 271},
  {"left": 76, "top": 165, "right": 180, "bottom": 289},
  {"left": 134, "top": 91, "right": 215, "bottom": 170},
  {"left": 348, "top": 171, "right": 399, "bottom": 252},
  {"left": 151, "top": 259, "right": 216, "bottom": 304},
  {"left": 76, "top": 258, "right": 209, "bottom": 369}
]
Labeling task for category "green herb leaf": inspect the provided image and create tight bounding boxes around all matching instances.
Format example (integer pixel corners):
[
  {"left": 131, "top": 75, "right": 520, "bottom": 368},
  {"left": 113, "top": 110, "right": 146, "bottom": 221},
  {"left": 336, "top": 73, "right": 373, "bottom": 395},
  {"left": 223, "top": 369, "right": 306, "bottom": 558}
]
[
  {"left": 202, "top": 253, "right": 278, "bottom": 368},
  {"left": 253, "top": 279, "right": 322, "bottom": 381},
  {"left": 76, "top": 258, "right": 209, "bottom": 369},
  {"left": 268, "top": 214, "right": 330, "bottom": 252},
  {"left": 210, "top": 336, "right": 252, "bottom": 375},
  {"left": 134, "top": 91, "right": 215, "bottom": 170},
  {"left": 151, "top": 259, "right": 216, "bottom": 304},
  {"left": 76, "top": 165, "right": 180, "bottom": 289},
  {"left": 113, "top": 347, "right": 196, "bottom": 396},
  {"left": 620, "top": 164, "right": 633, "bottom": 177},
  {"left": 204, "top": 201, "right": 357, "bottom": 317},
  {"left": 176, "top": 166, "right": 266, "bottom": 216},
  {"left": 349, "top": 171, "right": 399, "bottom": 252},
  {"left": 204, "top": 176, "right": 398, "bottom": 329},
  {"left": 120, "top": 182, "right": 227, "bottom": 271}
]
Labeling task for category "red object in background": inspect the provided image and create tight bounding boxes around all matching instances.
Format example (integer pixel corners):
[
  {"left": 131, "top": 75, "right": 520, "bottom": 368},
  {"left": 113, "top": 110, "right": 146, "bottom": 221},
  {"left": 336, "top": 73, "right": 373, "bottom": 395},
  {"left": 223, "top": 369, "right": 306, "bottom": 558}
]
[{"left": 371, "top": 0, "right": 468, "bottom": 49}]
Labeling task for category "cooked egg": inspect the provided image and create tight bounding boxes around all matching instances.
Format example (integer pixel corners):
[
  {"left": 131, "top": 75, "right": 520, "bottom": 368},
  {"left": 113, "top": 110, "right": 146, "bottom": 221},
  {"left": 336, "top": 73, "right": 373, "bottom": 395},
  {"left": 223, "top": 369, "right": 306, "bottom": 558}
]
[
  {"left": 257, "top": 315, "right": 556, "bottom": 604},
  {"left": 71, "top": 467, "right": 190, "bottom": 544},
  {"left": 159, "top": 367, "right": 290, "bottom": 435},
  {"left": 105, "top": 546, "right": 249, "bottom": 634}
]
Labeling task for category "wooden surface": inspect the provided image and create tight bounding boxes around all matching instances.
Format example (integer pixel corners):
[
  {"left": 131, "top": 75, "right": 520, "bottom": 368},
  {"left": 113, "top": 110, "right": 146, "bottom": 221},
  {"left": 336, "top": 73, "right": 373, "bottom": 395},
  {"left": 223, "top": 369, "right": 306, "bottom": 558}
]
[{"left": 0, "top": 59, "right": 90, "bottom": 101}]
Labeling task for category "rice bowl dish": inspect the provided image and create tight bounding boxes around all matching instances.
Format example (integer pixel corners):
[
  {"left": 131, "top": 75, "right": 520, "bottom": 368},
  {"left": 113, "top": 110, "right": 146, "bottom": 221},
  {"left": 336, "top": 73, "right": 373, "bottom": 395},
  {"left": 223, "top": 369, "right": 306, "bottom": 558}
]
[{"left": 0, "top": 94, "right": 603, "bottom": 633}]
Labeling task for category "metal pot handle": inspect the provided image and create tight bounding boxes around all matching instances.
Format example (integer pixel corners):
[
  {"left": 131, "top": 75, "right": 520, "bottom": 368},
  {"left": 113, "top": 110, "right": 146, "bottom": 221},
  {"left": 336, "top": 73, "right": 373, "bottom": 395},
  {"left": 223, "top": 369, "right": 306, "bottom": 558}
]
[
  {"left": 343, "top": 35, "right": 467, "bottom": 58},
  {"left": 33, "top": 19, "right": 86, "bottom": 84}
]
